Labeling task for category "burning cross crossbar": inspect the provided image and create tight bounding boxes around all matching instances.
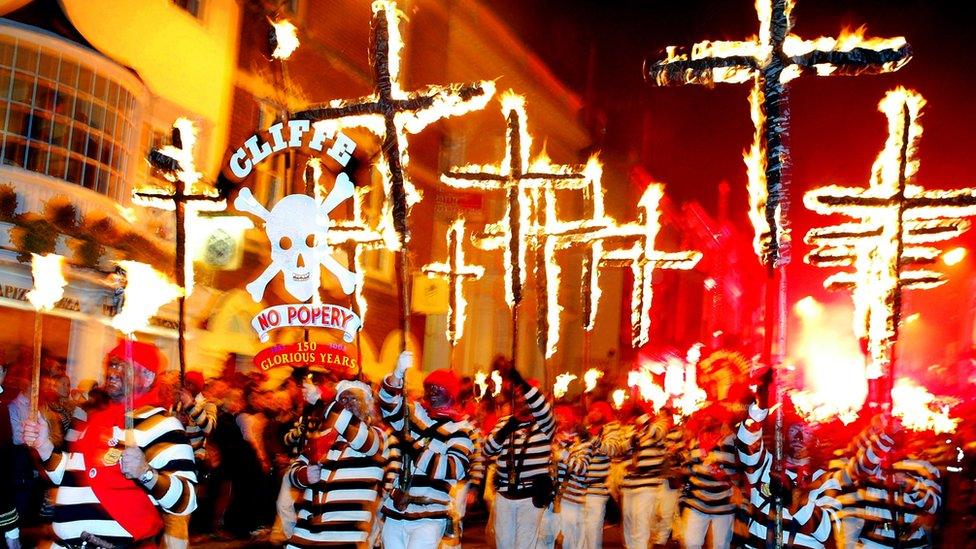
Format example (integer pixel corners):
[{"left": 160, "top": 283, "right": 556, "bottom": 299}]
[
  {"left": 804, "top": 88, "right": 976, "bottom": 377},
  {"left": 422, "top": 219, "right": 485, "bottom": 348},
  {"left": 134, "top": 118, "right": 225, "bottom": 382},
  {"left": 645, "top": 0, "right": 912, "bottom": 267},
  {"left": 442, "top": 93, "right": 597, "bottom": 358}
]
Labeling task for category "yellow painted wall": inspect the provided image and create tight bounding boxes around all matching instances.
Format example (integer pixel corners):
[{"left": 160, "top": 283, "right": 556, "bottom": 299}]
[{"left": 58, "top": 0, "right": 241, "bottom": 176}]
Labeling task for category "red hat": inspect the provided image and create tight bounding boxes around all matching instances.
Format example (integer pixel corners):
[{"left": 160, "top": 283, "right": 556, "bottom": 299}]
[
  {"left": 107, "top": 340, "right": 164, "bottom": 374},
  {"left": 424, "top": 369, "right": 461, "bottom": 401},
  {"left": 184, "top": 371, "right": 205, "bottom": 394}
]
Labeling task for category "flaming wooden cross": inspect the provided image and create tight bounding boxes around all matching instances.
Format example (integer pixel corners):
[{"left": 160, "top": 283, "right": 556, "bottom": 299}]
[
  {"left": 134, "top": 118, "right": 224, "bottom": 381},
  {"left": 645, "top": 0, "right": 912, "bottom": 267},
  {"left": 422, "top": 219, "right": 485, "bottom": 348},
  {"left": 442, "top": 93, "right": 597, "bottom": 358},
  {"left": 805, "top": 88, "right": 976, "bottom": 378}
]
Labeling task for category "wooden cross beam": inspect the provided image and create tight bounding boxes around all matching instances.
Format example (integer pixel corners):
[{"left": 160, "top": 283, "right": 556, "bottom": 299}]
[
  {"left": 805, "top": 88, "right": 976, "bottom": 375},
  {"left": 134, "top": 118, "right": 224, "bottom": 382},
  {"left": 422, "top": 219, "right": 485, "bottom": 348},
  {"left": 645, "top": 0, "right": 911, "bottom": 267}
]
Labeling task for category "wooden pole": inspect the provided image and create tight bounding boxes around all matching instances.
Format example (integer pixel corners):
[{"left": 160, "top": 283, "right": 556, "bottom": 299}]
[{"left": 29, "top": 311, "right": 42, "bottom": 421}]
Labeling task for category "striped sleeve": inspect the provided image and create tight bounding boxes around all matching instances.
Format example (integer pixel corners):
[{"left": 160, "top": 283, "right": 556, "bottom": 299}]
[
  {"left": 468, "top": 428, "right": 486, "bottom": 487},
  {"left": 140, "top": 414, "right": 197, "bottom": 516},
  {"left": 525, "top": 386, "right": 555, "bottom": 438},
  {"left": 736, "top": 403, "right": 769, "bottom": 478},
  {"left": 185, "top": 398, "right": 216, "bottom": 435},
  {"left": 379, "top": 376, "right": 407, "bottom": 432},
  {"left": 325, "top": 408, "right": 382, "bottom": 455}
]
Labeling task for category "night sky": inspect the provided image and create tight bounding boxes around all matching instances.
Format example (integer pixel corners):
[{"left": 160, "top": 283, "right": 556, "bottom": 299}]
[{"left": 486, "top": 0, "right": 976, "bottom": 372}]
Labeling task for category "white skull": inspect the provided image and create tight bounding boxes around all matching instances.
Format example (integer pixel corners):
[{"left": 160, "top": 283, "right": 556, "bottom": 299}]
[{"left": 265, "top": 194, "right": 328, "bottom": 302}]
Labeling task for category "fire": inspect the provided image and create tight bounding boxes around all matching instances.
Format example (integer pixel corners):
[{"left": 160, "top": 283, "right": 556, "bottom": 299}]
[
  {"left": 474, "top": 370, "right": 488, "bottom": 400},
  {"left": 805, "top": 88, "right": 976, "bottom": 377},
  {"left": 627, "top": 369, "right": 667, "bottom": 411},
  {"left": 490, "top": 369, "right": 503, "bottom": 397},
  {"left": 422, "top": 218, "right": 485, "bottom": 347},
  {"left": 270, "top": 19, "right": 300, "bottom": 60},
  {"left": 789, "top": 297, "right": 867, "bottom": 424},
  {"left": 583, "top": 368, "right": 604, "bottom": 393},
  {"left": 744, "top": 82, "right": 772, "bottom": 261},
  {"left": 26, "top": 254, "right": 67, "bottom": 312},
  {"left": 943, "top": 246, "right": 966, "bottom": 266},
  {"left": 611, "top": 389, "right": 627, "bottom": 409},
  {"left": 553, "top": 372, "right": 577, "bottom": 398},
  {"left": 110, "top": 261, "right": 183, "bottom": 336},
  {"left": 891, "top": 377, "right": 959, "bottom": 434}
]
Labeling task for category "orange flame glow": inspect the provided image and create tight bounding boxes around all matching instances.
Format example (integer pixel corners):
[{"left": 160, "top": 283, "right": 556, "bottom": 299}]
[
  {"left": 891, "top": 377, "right": 958, "bottom": 434},
  {"left": 26, "top": 254, "right": 66, "bottom": 312}
]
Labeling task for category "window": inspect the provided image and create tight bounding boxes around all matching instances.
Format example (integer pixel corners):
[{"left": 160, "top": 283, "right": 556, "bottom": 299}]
[
  {"left": 172, "top": 0, "right": 203, "bottom": 18},
  {"left": 0, "top": 37, "right": 138, "bottom": 201},
  {"left": 254, "top": 101, "right": 287, "bottom": 208}
]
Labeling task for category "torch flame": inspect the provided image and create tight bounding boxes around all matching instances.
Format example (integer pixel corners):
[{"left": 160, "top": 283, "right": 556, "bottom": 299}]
[
  {"left": 583, "top": 368, "right": 604, "bottom": 393},
  {"left": 474, "top": 370, "right": 488, "bottom": 400},
  {"left": 26, "top": 254, "right": 67, "bottom": 312},
  {"left": 627, "top": 368, "right": 667, "bottom": 411},
  {"left": 553, "top": 372, "right": 577, "bottom": 398},
  {"left": 110, "top": 261, "right": 183, "bottom": 336},
  {"left": 891, "top": 377, "right": 959, "bottom": 434},
  {"left": 270, "top": 19, "right": 300, "bottom": 60},
  {"left": 490, "top": 370, "right": 503, "bottom": 397},
  {"left": 611, "top": 389, "right": 627, "bottom": 409}
]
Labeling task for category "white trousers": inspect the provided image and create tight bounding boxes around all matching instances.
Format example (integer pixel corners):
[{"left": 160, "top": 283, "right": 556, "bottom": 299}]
[
  {"left": 682, "top": 508, "right": 733, "bottom": 549},
  {"left": 836, "top": 516, "right": 865, "bottom": 549},
  {"left": 273, "top": 474, "right": 298, "bottom": 542},
  {"left": 493, "top": 495, "right": 545, "bottom": 549},
  {"left": 622, "top": 484, "right": 680, "bottom": 548},
  {"left": 559, "top": 500, "right": 585, "bottom": 549},
  {"left": 382, "top": 517, "right": 445, "bottom": 549},
  {"left": 583, "top": 494, "right": 608, "bottom": 549}
]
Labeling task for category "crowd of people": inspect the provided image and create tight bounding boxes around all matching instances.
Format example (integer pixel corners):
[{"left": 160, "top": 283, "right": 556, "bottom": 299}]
[{"left": 0, "top": 341, "right": 974, "bottom": 548}]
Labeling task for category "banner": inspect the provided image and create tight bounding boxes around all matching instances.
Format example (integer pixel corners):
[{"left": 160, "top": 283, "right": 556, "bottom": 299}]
[
  {"left": 253, "top": 341, "right": 356, "bottom": 371},
  {"left": 251, "top": 303, "right": 361, "bottom": 343},
  {"left": 411, "top": 274, "right": 449, "bottom": 314}
]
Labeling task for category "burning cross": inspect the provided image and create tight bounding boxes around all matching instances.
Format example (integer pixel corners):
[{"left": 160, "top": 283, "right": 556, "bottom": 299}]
[
  {"left": 805, "top": 88, "right": 976, "bottom": 377},
  {"left": 134, "top": 118, "right": 224, "bottom": 380},
  {"left": 291, "top": 0, "right": 495, "bottom": 252},
  {"left": 645, "top": 0, "right": 912, "bottom": 267},
  {"left": 422, "top": 219, "right": 485, "bottom": 347},
  {"left": 592, "top": 184, "right": 702, "bottom": 347},
  {"left": 442, "top": 94, "right": 596, "bottom": 357}
]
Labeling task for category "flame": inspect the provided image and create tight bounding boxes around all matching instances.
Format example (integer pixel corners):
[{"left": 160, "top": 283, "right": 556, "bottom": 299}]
[
  {"left": 664, "top": 358, "right": 684, "bottom": 396},
  {"left": 474, "top": 370, "right": 489, "bottom": 400},
  {"left": 490, "top": 370, "right": 503, "bottom": 397},
  {"left": 789, "top": 298, "right": 867, "bottom": 424},
  {"left": 422, "top": 218, "right": 485, "bottom": 346},
  {"left": 627, "top": 368, "right": 667, "bottom": 411},
  {"left": 583, "top": 368, "right": 604, "bottom": 393},
  {"left": 611, "top": 389, "right": 627, "bottom": 409},
  {"left": 270, "top": 19, "right": 300, "bottom": 60},
  {"left": 26, "top": 254, "right": 66, "bottom": 311},
  {"left": 891, "top": 377, "right": 959, "bottom": 434},
  {"left": 553, "top": 372, "right": 577, "bottom": 398},
  {"left": 943, "top": 246, "right": 966, "bottom": 266},
  {"left": 110, "top": 261, "right": 183, "bottom": 336},
  {"left": 804, "top": 88, "right": 976, "bottom": 376},
  {"left": 744, "top": 82, "right": 772, "bottom": 261}
]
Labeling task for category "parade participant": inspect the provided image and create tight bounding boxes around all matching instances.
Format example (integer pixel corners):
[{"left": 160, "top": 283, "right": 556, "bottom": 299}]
[
  {"left": 286, "top": 379, "right": 387, "bottom": 548},
  {"left": 680, "top": 402, "right": 740, "bottom": 549},
  {"left": 549, "top": 406, "right": 589, "bottom": 549},
  {"left": 482, "top": 362, "right": 555, "bottom": 549},
  {"left": 579, "top": 401, "right": 627, "bottom": 549},
  {"left": 0, "top": 360, "right": 21, "bottom": 549},
  {"left": 21, "top": 340, "right": 197, "bottom": 548},
  {"left": 177, "top": 371, "right": 216, "bottom": 463},
  {"left": 379, "top": 352, "right": 474, "bottom": 549},
  {"left": 619, "top": 405, "right": 683, "bottom": 549}
]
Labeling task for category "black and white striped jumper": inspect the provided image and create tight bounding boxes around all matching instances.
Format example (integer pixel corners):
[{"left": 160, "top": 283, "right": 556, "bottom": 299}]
[
  {"left": 583, "top": 422, "right": 628, "bottom": 498},
  {"left": 41, "top": 405, "right": 197, "bottom": 548},
  {"left": 554, "top": 435, "right": 590, "bottom": 506},
  {"left": 379, "top": 376, "right": 474, "bottom": 521},
  {"left": 619, "top": 414, "right": 678, "bottom": 491},
  {"left": 855, "top": 458, "right": 941, "bottom": 549},
  {"left": 181, "top": 395, "right": 217, "bottom": 461},
  {"left": 681, "top": 430, "right": 740, "bottom": 515},
  {"left": 483, "top": 385, "right": 555, "bottom": 498},
  {"left": 287, "top": 404, "right": 387, "bottom": 548}
]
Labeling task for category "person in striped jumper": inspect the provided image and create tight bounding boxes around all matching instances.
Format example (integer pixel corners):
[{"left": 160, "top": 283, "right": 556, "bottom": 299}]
[
  {"left": 286, "top": 379, "right": 387, "bottom": 548},
  {"left": 619, "top": 407, "right": 683, "bottom": 549},
  {"left": 580, "top": 401, "right": 628, "bottom": 549},
  {"left": 176, "top": 371, "right": 216, "bottom": 462},
  {"left": 849, "top": 431, "right": 941, "bottom": 549},
  {"left": 680, "top": 402, "right": 741, "bottom": 549},
  {"left": 483, "top": 362, "right": 555, "bottom": 549},
  {"left": 549, "top": 407, "right": 589, "bottom": 549},
  {"left": 22, "top": 340, "right": 197, "bottom": 549},
  {"left": 379, "top": 352, "right": 475, "bottom": 549}
]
